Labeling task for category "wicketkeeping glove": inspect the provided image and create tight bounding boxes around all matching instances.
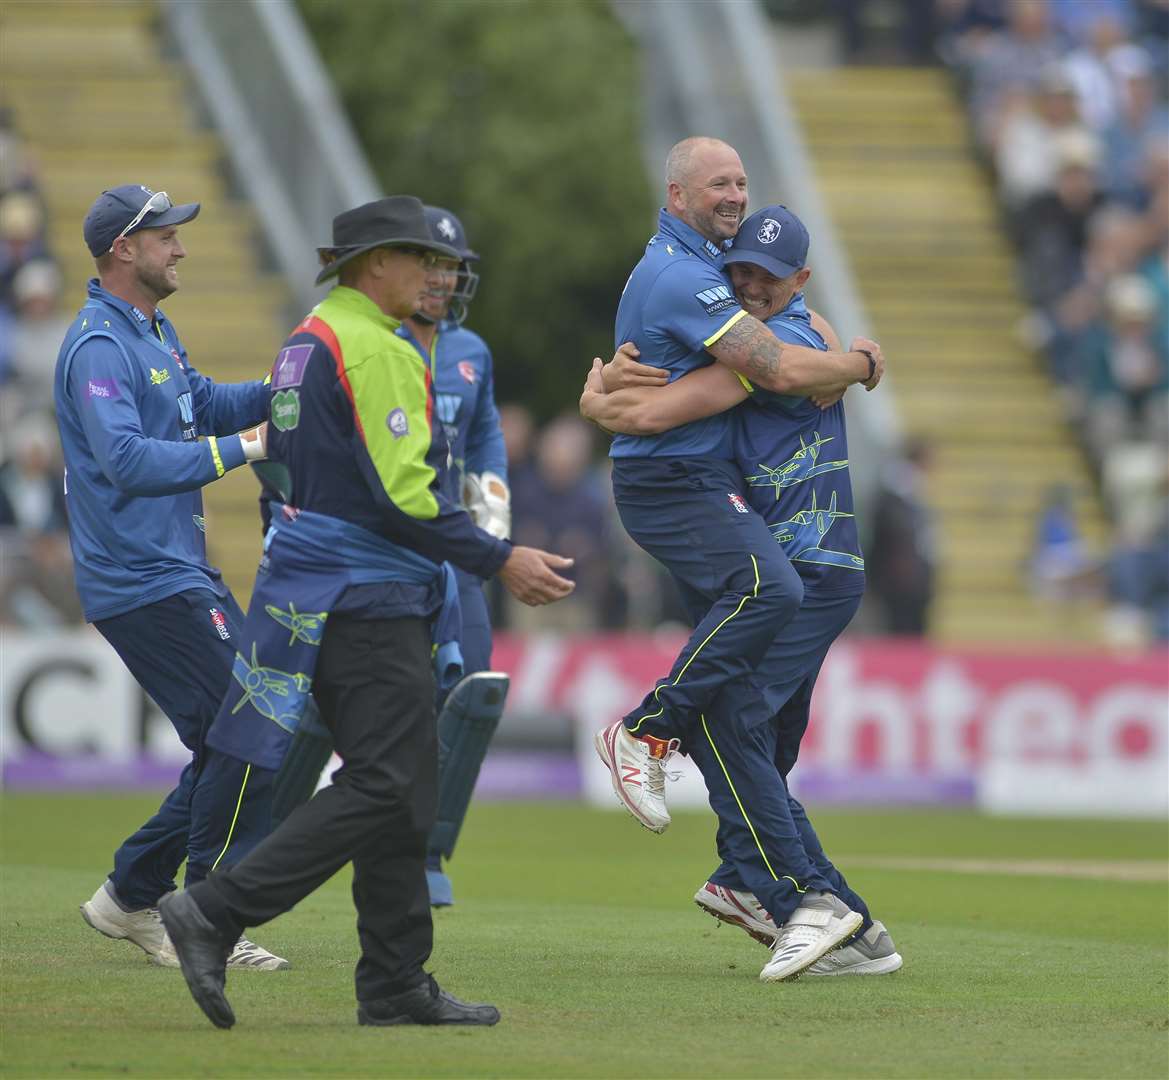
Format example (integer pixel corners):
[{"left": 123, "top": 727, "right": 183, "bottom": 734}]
[{"left": 463, "top": 469, "right": 511, "bottom": 540}]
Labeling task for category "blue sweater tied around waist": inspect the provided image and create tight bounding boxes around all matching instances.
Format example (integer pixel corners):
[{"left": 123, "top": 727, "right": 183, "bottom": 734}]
[{"left": 207, "top": 505, "right": 462, "bottom": 771}]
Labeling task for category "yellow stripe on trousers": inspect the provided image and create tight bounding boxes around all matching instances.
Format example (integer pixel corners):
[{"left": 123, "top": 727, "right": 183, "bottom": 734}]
[
  {"left": 628, "top": 555, "right": 761, "bottom": 735},
  {"left": 700, "top": 713, "right": 804, "bottom": 893},
  {"left": 210, "top": 763, "right": 252, "bottom": 871}
]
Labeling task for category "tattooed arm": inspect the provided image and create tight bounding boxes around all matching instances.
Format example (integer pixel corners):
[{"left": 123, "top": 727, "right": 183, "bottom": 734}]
[{"left": 706, "top": 314, "right": 883, "bottom": 395}]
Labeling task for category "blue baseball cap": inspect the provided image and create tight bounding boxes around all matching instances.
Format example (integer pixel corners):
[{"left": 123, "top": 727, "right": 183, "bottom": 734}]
[
  {"left": 424, "top": 205, "right": 479, "bottom": 262},
  {"left": 83, "top": 184, "right": 200, "bottom": 257},
  {"left": 725, "top": 205, "right": 809, "bottom": 279}
]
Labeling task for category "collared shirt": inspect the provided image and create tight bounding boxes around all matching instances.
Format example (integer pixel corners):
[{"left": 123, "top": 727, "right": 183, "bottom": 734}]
[
  {"left": 732, "top": 294, "right": 864, "bottom": 597},
  {"left": 610, "top": 209, "right": 747, "bottom": 459},
  {"left": 53, "top": 279, "right": 269, "bottom": 621}
]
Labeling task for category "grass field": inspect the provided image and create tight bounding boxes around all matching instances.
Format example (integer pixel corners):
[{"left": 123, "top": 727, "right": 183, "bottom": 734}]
[{"left": 2, "top": 793, "right": 1166, "bottom": 1079}]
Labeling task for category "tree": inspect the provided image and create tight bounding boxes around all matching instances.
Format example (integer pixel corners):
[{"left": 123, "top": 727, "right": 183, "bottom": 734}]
[{"left": 297, "top": 0, "right": 655, "bottom": 419}]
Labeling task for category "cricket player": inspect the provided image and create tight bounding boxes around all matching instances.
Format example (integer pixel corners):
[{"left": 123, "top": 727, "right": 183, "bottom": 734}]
[
  {"left": 592, "top": 137, "right": 881, "bottom": 845},
  {"left": 55, "top": 184, "right": 287, "bottom": 970},
  {"left": 582, "top": 204, "right": 902, "bottom": 980},
  {"left": 398, "top": 206, "right": 510, "bottom": 908}
]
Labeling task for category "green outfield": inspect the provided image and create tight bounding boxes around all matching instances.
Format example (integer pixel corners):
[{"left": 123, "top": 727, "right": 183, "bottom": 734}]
[{"left": 1, "top": 793, "right": 1166, "bottom": 1079}]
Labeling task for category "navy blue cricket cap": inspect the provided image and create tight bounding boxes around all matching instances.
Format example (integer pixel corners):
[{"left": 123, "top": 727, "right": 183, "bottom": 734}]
[
  {"left": 725, "top": 205, "right": 809, "bottom": 279},
  {"left": 424, "top": 205, "right": 479, "bottom": 262},
  {"left": 83, "top": 184, "right": 200, "bottom": 257}
]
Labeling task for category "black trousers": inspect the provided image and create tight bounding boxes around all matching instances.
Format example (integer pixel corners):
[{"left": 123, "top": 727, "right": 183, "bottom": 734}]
[{"left": 190, "top": 614, "right": 438, "bottom": 1002}]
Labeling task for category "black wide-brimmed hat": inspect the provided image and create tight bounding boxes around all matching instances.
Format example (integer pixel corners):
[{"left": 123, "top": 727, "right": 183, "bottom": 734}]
[{"left": 315, "top": 195, "right": 460, "bottom": 286}]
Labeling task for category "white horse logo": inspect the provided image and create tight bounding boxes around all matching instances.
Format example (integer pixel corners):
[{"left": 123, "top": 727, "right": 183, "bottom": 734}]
[{"left": 757, "top": 218, "right": 782, "bottom": 244}]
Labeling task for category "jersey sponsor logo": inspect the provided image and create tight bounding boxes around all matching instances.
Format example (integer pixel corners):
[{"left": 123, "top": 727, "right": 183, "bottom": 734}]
[
  {"left": 435, "top": 392, "right": 460, "bottom": 425},
  {"left": 129, "top": 305, "right": 149, "bottom": 324},
  {"left": 458, "top": 360, "right": 477, "bottom": 384},
  {"left": 271, "top": 389, "right": 301, "bottom": 432},
  {"left": 695, "top": 284, "right": 737, "bottom": 316},
  {"left": 727, "top": 492, "right": 749, "bottom": 514},
  {"left": 149, "top": 366, "right": 170, "bottom": 386},
  {"left": 209, "top": 607, "right": 231, "bottom": 641},
  {"left": 169, "top": 347, "right": 184, "bottom": 370},
  {"left": 176, "top": 391, "right": 197, "bottom": 440},
  {"left": 757, "top": 218, "right": 782, "bottom": 244},
  {"left": 272, "top": 343, "right": 313, "bottom": 389},
  {"left": 386, "top": 407, "right": 409, "bottom": 439},
  {"left": 703, "top": 239, "right": 723, "bottom": 258},
  {"left": 87, "top": 378, "right": 120, "bottom": 400}
]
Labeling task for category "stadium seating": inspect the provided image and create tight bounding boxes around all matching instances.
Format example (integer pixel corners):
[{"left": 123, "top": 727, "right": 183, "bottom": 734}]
[
  {"left": 787, "top": 66, "right": 1108, "bottom": 641},
  {"left": 2, "top": 0, "right": 294, "bottom": 605}
]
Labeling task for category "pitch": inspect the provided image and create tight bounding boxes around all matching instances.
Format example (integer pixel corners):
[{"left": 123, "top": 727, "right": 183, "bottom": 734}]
[{"left": 2, "top": 794, "right": 1166, "bottom": 1078}]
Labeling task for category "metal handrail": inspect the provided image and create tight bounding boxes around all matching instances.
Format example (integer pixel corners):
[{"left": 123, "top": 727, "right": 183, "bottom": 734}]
[{"left": 160, "top": 0, "right": 379, "bottom": 315}]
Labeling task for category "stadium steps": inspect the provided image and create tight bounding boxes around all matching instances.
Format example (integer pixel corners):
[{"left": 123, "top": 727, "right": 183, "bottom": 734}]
[
  {"left": 1, "top": 0, "right": 295, "bottom": 605},
  {"left": 786, "top": 66, "right": 1108, "bottom": 644}
]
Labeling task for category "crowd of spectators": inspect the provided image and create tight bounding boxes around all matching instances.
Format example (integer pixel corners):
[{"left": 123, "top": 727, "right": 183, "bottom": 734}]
[
  {"left": 940, "top": 0, "right": 1169, "bottom": 642},
  {"left": 0, "top": 110, "right": 80, "bottom": 628}
]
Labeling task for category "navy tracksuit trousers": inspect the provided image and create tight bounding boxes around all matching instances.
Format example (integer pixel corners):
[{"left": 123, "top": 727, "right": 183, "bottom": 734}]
[
  {"left": 95, "top": 588, "right": 275, "bottom": 909},
  {"left": 613, "top": 456, "right": 868, "bottom": 928},
  {"left": 691, "top": 592, "right": 871, "bottom": 928},
  {"left": 612, "top": 457, "right": 804, "bottom": 746}
]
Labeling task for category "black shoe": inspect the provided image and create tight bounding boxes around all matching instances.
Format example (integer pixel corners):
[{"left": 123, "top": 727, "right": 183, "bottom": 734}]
[
  {"left": 158, "top": 891, "right": 236, "bottom": 1030},
  {"left": 357, "top": 974, "right": 500, "bottom": 1027}
]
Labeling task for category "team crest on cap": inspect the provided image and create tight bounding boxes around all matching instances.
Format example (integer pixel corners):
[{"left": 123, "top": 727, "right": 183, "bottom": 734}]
[
  {"left": 437, "top": 216, "right": 457, "bottom": 241},
  {"left": 757, "top": 218, "right": 782, "bottom": 244}
]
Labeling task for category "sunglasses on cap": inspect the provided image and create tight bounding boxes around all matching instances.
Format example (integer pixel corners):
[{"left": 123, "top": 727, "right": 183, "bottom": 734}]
[{"left": 109, "top": 191, "right": 172, "bottom": 252}]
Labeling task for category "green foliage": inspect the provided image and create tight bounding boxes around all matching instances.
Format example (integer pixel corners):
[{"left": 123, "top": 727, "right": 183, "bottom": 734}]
[{"left": 296, "top": 0, "right": 655, "bottom": 420}]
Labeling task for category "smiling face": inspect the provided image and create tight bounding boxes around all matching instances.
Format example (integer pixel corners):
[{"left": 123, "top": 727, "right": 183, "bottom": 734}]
[
  {"left": 728, "top": 261, "right": 811, "bottom": 321},
  {"left": 668, "top": 140, "right": 748, "bottom": 244},
  {"left": 414, "top": 255, "right": 462, "bottom": 323},
  {"left": 123, "top": 225, "right": 186, "bottom": 302}
]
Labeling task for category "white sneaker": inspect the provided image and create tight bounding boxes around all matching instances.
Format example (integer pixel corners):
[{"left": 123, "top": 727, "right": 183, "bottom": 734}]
[
  {"left": 807, "top": 919, "right": 903, "bottom": 976},
  {"left": 693, "top": 882, "right": 778, "bottom": 946},
  {"left": 226, "top": 937, "right": 290, "bottom": 971},
  {"left": 151, "top": 933, "right": 289, "bottom": 971},
  {"left": 80, "top": 880, "right": 167, "bottom": 958},
  {"left": 593, "top": 720, "right": 679, "bottom": 833},
  {"left": 759, "top": 892, "right": 864, "bottom": 982}
]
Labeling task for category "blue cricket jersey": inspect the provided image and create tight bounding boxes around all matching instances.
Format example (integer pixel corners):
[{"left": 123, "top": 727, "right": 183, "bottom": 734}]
[
  {"left": 610, "top": 210, "right": 748, "bottom": 459},
  {"left": 397, "top": 318, "right": 507, "bottom": 503},
  {"left": 732, "top": 294, "right": 865, "bottom": 597},
  {"left": 54, "top": 279, "right": 270, "bottom": 621}
]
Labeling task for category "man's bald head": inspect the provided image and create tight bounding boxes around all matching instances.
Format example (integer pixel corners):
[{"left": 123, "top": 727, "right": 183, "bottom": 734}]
[
  {"left": 665, "top": 137, "right": 738, "bottom": 187},
  {"left": 664, "top": 138, "right": 748, "bottom": 244}
]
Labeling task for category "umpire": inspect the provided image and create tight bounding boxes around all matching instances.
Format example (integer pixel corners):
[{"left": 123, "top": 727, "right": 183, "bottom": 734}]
[{"left": 160, "top": 196, "right": 574, "bottom": 1029}]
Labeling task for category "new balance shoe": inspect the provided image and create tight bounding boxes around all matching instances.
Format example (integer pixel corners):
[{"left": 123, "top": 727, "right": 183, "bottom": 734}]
[
  {"left": 693, "top": 882, "right": 778, "bottom": 946},
  {"left": 80, "top": 880, "right": 167, "bottom": 958},
  {"left": 759, "top": 892, "right": 864, "bottom": 982},
  {"left": 807, "top": 919, "right": 903, "bottom": 976},
  {"left": 152, "top": 933, "right": 289, "bottom": 971},
  {"left": 594, "top": 720, "right": 679, "bottom": 833}
]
